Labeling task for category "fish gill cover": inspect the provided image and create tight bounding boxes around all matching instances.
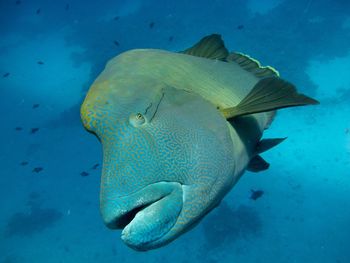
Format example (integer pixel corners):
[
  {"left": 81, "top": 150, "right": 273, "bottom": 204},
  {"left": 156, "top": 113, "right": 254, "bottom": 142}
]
[{"left": 0, "top": 0, "right": 349, "bottom": 262}]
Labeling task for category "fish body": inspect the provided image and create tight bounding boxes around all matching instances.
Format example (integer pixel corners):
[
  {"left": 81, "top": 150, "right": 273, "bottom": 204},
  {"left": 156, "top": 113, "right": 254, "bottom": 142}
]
[
  {"left": 32, "top": 167, "right": 43, "bottom": 173},
  {"left": 250, "top": 189, "right": 264, "bottom": 200},
  {"left": 81, "top": 35, "right": 318, "bottom": 251},
  {"left": 30, "top": 128, "right": 39, "bottom": 134},
  {"left": 80, "top": 171, "right": 89, "bottom": 177}
]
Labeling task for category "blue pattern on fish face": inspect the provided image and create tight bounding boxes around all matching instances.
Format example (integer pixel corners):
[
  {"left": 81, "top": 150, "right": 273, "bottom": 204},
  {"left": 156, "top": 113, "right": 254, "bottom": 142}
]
[{"left": 81, "top": 81, "right": 237, "bottom": 250}]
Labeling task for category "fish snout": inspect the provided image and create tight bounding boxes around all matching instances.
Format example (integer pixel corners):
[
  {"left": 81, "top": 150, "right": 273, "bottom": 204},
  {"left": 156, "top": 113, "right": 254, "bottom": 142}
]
[{"left": 100, "top": 182, "right": 183, "bottom": 250}]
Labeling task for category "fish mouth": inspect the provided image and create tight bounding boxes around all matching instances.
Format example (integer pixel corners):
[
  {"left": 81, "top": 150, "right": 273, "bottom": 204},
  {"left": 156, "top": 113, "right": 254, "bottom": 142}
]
[
  {"left": 104, "top": 191, "right": 161, "bottom": 230},
  {"left": 111, "top": 203, "right": 151, "bottom": 229},
  {"left": 101, "top": 182, "right": 183, "bottom": 250}
]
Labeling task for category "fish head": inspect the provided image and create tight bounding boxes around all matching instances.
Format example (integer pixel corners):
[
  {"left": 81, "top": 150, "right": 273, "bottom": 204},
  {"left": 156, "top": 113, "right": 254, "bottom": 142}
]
[{"left": 81, "top": 60, "right": 236, "bottom": 251}]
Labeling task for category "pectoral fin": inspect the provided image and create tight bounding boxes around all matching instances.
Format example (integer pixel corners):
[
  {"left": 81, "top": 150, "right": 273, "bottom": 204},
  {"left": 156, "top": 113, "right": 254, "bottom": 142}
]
[
  {"left": 247, "top": 155, "right": 270, "bottom": 172},
  {"left": 256, "top": 137, "right": 287, "bottom": 154},
  {"left": 245, "top": 138, "right": 287, "bottom": 173},
  {"left": 221, "top": 77, "right": 319, "bottom": 120}
]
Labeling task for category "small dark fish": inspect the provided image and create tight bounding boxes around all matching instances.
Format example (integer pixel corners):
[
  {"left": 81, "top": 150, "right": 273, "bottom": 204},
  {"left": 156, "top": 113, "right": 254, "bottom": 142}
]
[
  {"left": 250, "top": 189, "right": 264, "bottom": 200},
  {"left": 65, "top": 3, "right": 70, "bottom": 11},
  {"left": 91, "top": 163, "right": 100, "bottom": 170},
  {"left": 113, "top": 40, "right": 120, "bottom": 46},
  {"left": 20, "top": 161, "right": 28, "bottom": 166},
  {"left": 114, "top": 16, "right": 120, "bottom": 21},
  {"left": 149, "top": 22, "right": 155, "bottom": 29},
  {"left": 32, "top": 167, "right": 43, "bottom": 173},
  {"left": 15, "top": 127, "right": 23, "bottom": 131},
  {"left": 16, "top": 0, "right": 21, "bottom": 5},
  {"left": 80, "top": 171, "right": 89, "bottom": 177},
  {"left": 168, "top": 36, "right": 174, "bottom": 42},
  {"left": 36, "top": 8, "right": 41, "bottom": 15},
  {"left": 32, "top": 103, "right": 40, "bottom": 109},
  {"left": 30, "top": 128, "right": 39, "bottom": 134},
  {"left": 37, "top": 61, "right": 44, "bottom": 65},
  {"left": 237, "top": 25, "right": 244, "bottom": 30},
  {"left": 3, "top": 72, "right": 10, "bottom": 78},
  {"left": 345, "top": 128, "right": 349, "bottom": 134}
]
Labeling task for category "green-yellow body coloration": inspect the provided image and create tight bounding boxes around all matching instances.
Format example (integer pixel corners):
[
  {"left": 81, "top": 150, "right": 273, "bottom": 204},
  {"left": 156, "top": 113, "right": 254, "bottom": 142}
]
[{"left": 81, "top": 35, "right": 318, "bottom": 251}]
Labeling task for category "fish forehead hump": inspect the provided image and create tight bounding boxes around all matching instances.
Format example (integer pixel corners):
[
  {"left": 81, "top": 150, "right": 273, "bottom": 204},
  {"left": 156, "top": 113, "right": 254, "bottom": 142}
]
[
  {"left": 103, "top": 48, "right": 258, "bottom": 104},
  {"left": 89, "top": 48, "right": 271, "bottom": 132}
]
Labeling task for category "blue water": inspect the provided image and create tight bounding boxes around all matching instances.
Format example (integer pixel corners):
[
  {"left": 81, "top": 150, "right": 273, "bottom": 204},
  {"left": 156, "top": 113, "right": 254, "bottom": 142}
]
[{"left": 0, "top": 0, "right": 349, "bottom": 262}]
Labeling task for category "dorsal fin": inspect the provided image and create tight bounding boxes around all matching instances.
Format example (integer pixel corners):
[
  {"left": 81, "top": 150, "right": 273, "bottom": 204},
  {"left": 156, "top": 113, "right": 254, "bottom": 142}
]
[
  {"left": 180, "top": 34, "right": 229, "bottom": 61},
  {"left": 227, "top": 52, "right": 279, "bottom": 78}
]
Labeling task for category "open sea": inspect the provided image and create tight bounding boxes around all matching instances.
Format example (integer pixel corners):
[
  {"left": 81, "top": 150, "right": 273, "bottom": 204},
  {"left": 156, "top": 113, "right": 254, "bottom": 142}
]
[{"left": 0, "top": 0, "right": 349, "bottom": 262}]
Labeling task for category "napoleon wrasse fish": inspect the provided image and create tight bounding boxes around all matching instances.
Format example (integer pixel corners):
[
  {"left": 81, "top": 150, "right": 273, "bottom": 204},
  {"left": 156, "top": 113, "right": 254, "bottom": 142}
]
[{"left": 81, "top": 34, "right": 318, "bottom": 251}]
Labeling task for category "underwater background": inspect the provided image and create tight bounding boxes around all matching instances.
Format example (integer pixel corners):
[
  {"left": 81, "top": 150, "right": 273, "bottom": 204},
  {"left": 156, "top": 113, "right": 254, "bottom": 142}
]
[{"left": 0, "top": 0, "right": 349, "bottom": 262}]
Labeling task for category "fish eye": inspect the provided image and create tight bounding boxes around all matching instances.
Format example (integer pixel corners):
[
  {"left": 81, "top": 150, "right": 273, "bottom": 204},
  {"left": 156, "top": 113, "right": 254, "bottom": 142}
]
[
  {"left": 129, "top": 112, "right": 146, "bottom": 126},
  {"left": 136, "top": 113, "right": 143, "bottom": 120}
]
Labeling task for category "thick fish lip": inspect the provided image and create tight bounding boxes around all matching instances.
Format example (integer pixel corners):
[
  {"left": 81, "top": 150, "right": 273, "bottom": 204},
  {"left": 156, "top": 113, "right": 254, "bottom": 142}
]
[
  {"left": 100, "top": 182, "right": 183, "bottom": 250},
  {"left": 119, "top": 197, "right": 167, "bottom": 244},
  {"left": 104, "top": 197, "right": 162, "bottom": 230}
]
